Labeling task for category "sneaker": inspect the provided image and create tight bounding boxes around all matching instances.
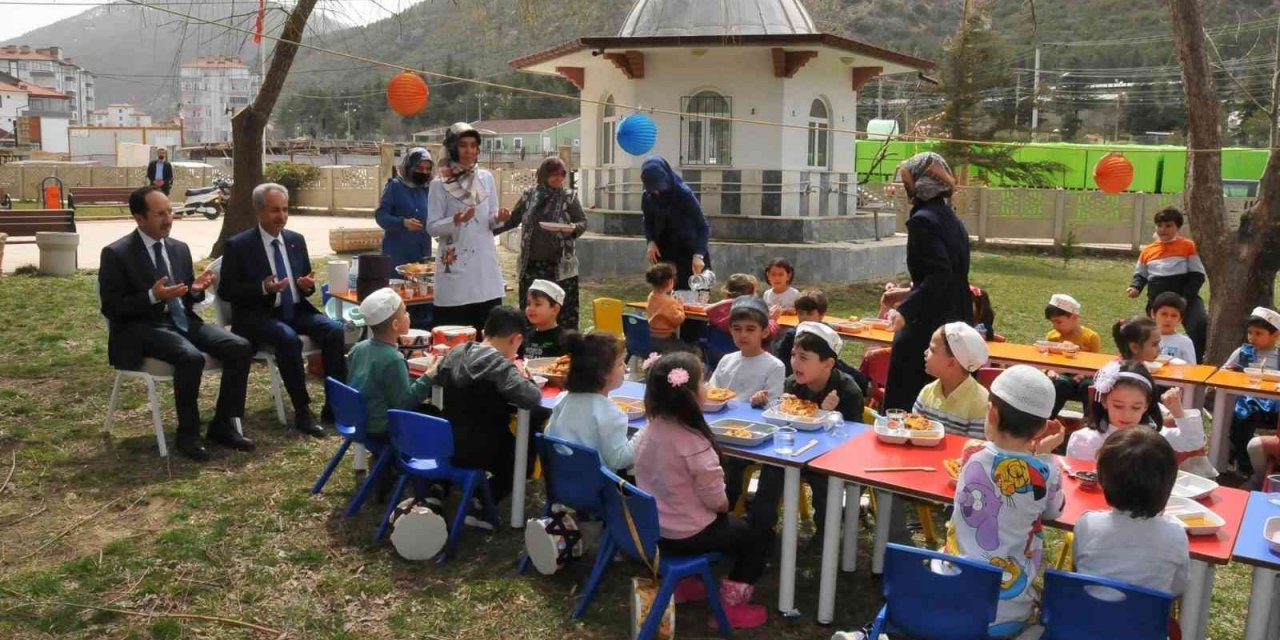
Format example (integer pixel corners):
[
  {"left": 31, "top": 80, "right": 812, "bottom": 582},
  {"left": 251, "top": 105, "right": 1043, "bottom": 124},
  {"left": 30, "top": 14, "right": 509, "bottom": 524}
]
[
  {"left": 674, "top": 577, "right": 708, "bottom": 603},
  {"left": 463, "top": 499, "right": 495, "bottom": 531},
  {"left": 831, "top": 628, "right": 874, "bottom": 640}
]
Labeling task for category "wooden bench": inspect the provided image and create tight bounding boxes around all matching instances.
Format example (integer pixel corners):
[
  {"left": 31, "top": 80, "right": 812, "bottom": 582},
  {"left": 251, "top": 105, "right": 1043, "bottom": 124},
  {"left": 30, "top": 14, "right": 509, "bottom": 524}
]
[
  {"left": 67, "top": 186, "right": 134, "bottom": 209},
  {"left": 0, "top": 209, "right": 76, "bottom": 244}
]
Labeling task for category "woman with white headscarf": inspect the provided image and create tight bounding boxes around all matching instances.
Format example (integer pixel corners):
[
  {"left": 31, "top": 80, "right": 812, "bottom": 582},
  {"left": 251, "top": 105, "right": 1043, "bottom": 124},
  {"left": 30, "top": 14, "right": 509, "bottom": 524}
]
[
  {"left": 880, "top": 152, "right": 973, "bottom": 411},
  {"left": 427, "top": 123, "right": 512, "bottom": 333},
  {"left": 376, "top": 147, "right": 434, "bottom": 267}
]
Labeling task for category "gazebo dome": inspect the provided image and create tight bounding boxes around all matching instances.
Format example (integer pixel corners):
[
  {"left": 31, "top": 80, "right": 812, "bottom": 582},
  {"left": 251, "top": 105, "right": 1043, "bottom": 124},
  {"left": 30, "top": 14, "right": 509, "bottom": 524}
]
[{"left": 618, "top": 0, "right": 817, "bottom": 37}]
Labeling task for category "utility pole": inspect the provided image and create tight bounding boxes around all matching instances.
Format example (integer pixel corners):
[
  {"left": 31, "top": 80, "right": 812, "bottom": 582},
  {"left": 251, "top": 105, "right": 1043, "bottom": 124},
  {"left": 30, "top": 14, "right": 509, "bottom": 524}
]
[
  {"left": 343, "top": 101, "right": 356, "bottom": 140},
  {"left": 476, "top": 94, "right": 484, "bottom": 123},
  {"left": 876, "top": 77, "right": 883, "bottom": 119},
  {"left": 1014, "top": 69, "right": 1021, "bottom": 129},
  {"left": 1031, "top": 47, "right": 1041, "bottom": 141}
]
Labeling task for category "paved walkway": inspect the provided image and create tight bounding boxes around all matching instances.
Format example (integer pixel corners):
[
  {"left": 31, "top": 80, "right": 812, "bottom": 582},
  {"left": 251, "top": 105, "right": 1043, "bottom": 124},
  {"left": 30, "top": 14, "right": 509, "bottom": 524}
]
[{"left": 4, "top": 216, "right": 379, "bottom": 270}]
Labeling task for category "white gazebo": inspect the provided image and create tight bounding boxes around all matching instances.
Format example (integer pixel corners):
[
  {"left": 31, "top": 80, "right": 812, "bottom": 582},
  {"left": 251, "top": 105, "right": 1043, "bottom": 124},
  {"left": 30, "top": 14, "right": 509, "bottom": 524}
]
[{"left": 510, "top": 0, "right": 933, "bottom": 218}]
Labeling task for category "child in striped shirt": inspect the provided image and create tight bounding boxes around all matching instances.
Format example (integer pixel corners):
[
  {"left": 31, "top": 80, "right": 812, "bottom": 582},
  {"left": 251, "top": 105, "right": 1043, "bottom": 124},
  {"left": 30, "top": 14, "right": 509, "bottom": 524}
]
[{"left": 913, "top": 322, "right": 991, "bottom": 438}]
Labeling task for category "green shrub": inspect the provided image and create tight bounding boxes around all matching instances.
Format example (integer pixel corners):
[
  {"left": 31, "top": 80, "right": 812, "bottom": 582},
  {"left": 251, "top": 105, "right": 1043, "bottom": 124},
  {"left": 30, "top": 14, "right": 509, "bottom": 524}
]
[{"left": 264, "top": 162, "right": 321, "bottom": 206}]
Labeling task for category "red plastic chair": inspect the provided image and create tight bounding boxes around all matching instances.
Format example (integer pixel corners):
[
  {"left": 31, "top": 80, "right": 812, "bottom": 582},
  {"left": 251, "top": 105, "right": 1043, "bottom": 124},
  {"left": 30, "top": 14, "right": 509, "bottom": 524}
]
[
  {"left": 976, "top": 367, "right": 1002, "bottom": 389},
  {"left": 860, "top": 348, "right": 892, "bottom": 411}
]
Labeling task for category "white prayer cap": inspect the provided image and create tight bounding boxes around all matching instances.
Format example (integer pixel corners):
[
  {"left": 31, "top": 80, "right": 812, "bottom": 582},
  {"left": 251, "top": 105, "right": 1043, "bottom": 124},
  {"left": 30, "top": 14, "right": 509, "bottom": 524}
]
[
  {"left": 990, "top": 365, "right": 1056, "bottom": 419},
  {"left": 1047, "top": 294, "right": 1081, "bottom": 315},
  {"left": 942, "top": 322, "right": 989, "bottom": 372},
  {"left": 529, "top": 279, "right": 566, "bottom": 305},
  {"left": 796, "top": 321, "right": 843, "bottom": 356},
  {"left": 359, "top": 288, "right": 402, "bottom": 326},
  {"left": 1250, "top": 307, "right": 1280, "bottom": 332}
]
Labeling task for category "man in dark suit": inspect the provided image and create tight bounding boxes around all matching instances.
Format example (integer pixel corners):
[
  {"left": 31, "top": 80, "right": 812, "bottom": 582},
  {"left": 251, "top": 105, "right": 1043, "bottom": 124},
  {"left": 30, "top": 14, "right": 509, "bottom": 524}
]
[
  {"left": 219, "top": 183, "right": 346, "bottom": 437},
  {"left": 146, "top": 148, "right": 174, "bottom": 195},
  {"left": 98, "top": 186, "right": 255, "bottom": 461}
]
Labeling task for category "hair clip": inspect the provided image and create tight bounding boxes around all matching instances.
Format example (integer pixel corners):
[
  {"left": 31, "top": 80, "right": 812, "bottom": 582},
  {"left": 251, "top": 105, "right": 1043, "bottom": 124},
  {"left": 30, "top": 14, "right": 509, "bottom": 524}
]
[{"left": 667, "top": 367, "right": 690, "bottom": 388}]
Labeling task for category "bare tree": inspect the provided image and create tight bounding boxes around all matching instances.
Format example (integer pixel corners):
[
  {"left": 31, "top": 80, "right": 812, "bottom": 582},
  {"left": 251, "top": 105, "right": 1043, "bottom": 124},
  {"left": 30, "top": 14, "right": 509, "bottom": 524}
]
[
  {"left": 214, "top": 0, "right": 320, "bottom": 256},
  {"left": 1169, "top": 0, "right": 1280, "bottom": 363}
]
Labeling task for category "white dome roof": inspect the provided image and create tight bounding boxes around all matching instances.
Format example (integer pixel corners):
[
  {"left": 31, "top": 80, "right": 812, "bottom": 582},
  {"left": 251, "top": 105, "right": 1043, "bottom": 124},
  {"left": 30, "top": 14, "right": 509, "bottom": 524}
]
[{"left": 618, "top": 0, "right": 816, "bottom": 37}]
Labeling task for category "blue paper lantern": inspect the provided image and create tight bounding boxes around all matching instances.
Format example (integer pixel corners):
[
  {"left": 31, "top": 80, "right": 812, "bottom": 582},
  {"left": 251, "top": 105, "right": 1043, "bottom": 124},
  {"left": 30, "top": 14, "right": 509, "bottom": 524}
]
[{"left": 617, "top": 113, "right": 657, "bottom": 156}]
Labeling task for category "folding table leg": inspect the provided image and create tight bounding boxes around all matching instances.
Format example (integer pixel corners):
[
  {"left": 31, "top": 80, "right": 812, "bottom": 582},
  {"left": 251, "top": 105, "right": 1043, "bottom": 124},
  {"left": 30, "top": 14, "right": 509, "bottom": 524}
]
[
  {"left": 510, "top": 408, "right": 531, "bottom": 529},
  {"left": 777, "top": 465, "right": 801, "bottom": 616},
  {"left": 841, "top": 483, "right": 862, "bottom": 573},
  {"left": 1244, "top": 566, "right": 1278, "bottom": 640},
  {"left": 1268, "top": 573, "right": 1280, "bottom": 640},
  {"left": 872, "top": 490, "right": 894, "bottom": 575},
  {"left": 1210, "top": 389, "right": 1233, "bottom": 470},
  {"left": 1180, "top": 560, "right": 1214, "bottom": 640},
  {"left": 817, "top": 475, "right": 845, "bottom": 624}
]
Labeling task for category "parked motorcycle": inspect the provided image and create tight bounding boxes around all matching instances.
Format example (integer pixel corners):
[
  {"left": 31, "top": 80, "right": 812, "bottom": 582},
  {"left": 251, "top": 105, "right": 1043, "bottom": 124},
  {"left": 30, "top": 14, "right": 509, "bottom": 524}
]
[{"left": 174, "top": 177, "right": 231, "bottom": 220}]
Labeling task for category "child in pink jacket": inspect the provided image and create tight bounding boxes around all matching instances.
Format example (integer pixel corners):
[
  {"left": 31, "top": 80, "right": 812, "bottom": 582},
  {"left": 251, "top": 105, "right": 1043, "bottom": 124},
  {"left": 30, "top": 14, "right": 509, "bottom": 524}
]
[{"left": 632, "top": 351, "right": 771, "bottom": 630}]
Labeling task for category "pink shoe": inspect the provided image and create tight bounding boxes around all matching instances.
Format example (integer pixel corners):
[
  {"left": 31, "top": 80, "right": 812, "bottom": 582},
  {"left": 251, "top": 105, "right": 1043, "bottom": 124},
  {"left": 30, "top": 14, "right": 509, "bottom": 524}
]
[
  {"left": 708, "top": 579, "right": 767, "bottom": 630},
  {"left": 674, "top": 577, "right": 708, "bottom": 603},
  {"left": 718, "top": 578, "right": 753, "bottom": 606}
]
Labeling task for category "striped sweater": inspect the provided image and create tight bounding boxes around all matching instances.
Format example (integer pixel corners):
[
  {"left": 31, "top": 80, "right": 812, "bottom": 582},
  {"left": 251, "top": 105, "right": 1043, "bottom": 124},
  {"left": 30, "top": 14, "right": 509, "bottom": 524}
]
[
  {"left": 1130, "top": 236, "right": 1206, "bottom": 301},
  {"left": 912, "top": 375, "right": 990, "bottom": 438}
]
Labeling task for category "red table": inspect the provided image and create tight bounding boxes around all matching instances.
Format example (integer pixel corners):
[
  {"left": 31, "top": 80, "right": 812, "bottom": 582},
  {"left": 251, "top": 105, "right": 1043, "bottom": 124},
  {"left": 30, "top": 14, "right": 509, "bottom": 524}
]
[{"left": 806, "top": 429, "right": 1247, "bottom": 639}]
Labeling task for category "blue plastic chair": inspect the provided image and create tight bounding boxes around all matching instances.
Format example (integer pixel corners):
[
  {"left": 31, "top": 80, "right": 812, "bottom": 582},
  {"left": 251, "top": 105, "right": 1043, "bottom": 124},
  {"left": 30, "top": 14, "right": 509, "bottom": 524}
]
[
  {"left": 703, "top": 324, "right": 736, "bottom": 372},
  {"left": 577, "top": 467, "right": 731, "bottom": 638},
  {"left": 518, "top": 434, "right": 608, "bottom": 577},
  {"left": 321, "top": 283, "right": 332, "bottom": 306},
  {"left": 868, "top": 543, "right": 1003, "bottom": 640},
  {"left": 375, "top": 409, "right": 499, "bottom": 559},
  {"left": 1041, "top": 569, "right": 1173, "bottom": 640},
  {"left": 622, "top": 313, "right": 652, "bottom": 361},
  {"left": 310, "top": 378, "right": 391, "bottom": 518}
]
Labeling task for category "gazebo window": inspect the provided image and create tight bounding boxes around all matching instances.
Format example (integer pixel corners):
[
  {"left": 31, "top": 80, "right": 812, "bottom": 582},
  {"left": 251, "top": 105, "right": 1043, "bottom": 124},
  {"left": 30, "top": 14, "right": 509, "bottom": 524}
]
[
  {"left": 681, "top": 91, "right": 732, "bottom": 166},
  {"left": 807, "top": 98, "right": 830, "bottom": 169},
  {"left": 600, "top": 95, "right": 619, "bottom": 166}
]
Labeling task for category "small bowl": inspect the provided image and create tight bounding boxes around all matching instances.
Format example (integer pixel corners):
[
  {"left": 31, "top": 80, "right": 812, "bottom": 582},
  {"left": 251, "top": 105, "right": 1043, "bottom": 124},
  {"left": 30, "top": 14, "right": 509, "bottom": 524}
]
[
  {"left": 1072, "top": 470, "right": 1099, "bottom": 490},
  {"left": 1265, "top": 517, "right": 1280, "bottom": 555}
]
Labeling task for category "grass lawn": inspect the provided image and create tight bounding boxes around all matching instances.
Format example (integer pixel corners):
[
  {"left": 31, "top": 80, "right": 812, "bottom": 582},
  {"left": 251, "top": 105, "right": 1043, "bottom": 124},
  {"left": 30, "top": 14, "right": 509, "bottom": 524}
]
[
  {"left": 0, "top": 249, "right": 1255, "bottom": 639},
  {"left": 11, "top": 199, "right": 130, "bottom": 218}
]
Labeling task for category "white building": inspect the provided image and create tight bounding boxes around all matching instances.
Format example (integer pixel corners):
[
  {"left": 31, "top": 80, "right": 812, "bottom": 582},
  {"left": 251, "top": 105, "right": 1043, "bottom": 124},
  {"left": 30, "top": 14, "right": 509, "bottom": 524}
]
[
  {"left": 0, "top": 78, "right": 29, "bottom": 141},
  {"left": 90, "top": 103, "right": 152, "bottom": 128},
  {"left": 179, "top": 56, "right": 260, "bottom": 144},
  {"left": 0, "top": 45, "right": 95, "bottom": 124},
  {"left": 510, "top": 0, "right": 931, "bottom": 217}
]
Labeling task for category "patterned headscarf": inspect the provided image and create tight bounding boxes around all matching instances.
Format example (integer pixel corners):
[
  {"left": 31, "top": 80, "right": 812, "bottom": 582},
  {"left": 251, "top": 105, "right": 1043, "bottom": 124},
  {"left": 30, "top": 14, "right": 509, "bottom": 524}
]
[
  {"left": 399, "top": 147, "right": 432, "bottom": 187},
  {"left": 899, "top": 151, "right": 956, "bottom": 202}
]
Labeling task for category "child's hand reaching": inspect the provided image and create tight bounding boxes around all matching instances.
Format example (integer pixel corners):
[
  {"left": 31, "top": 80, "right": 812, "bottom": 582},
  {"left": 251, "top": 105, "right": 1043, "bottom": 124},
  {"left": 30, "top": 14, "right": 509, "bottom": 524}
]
[
  {"left": 1161, "top": 387, "right": 1185, "bottom": 418},
  {"left": 1033, "top": 419, "right": 1066, "bottom": 455},
  {"left": 820, "top": 390, "right": 840, "bottom": 412},
  {"left": 750, "top": 390, "right": 769, "bottom": 408},
  {"left": 769, "top": 304, "right": 782, "bottom": 320}
]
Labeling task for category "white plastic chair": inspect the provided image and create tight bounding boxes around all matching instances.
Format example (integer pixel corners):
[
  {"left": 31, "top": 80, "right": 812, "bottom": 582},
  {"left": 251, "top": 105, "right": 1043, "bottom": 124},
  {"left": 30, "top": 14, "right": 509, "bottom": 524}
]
[{"left": 96, "top": 282, "right": 223, "bottom": 458}]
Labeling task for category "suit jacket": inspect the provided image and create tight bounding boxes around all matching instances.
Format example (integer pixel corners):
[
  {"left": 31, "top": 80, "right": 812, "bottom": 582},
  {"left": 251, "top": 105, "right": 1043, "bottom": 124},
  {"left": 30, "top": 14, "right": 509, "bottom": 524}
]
[
  {"left": 98, "top": 230, "right": 206, "bottom": 369},
  {"left": 218, "top": 226, "right": 318, "bottom": 327},
  {"left": 146, "top": 160, "right": 174, "bottom": 186}
]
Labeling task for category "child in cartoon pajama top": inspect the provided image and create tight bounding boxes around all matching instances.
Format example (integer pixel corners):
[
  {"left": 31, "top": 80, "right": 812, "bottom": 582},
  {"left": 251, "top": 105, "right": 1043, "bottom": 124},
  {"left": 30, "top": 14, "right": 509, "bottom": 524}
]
[{"left": 946, "top": 365, "right": 1066, "bottom": 638}]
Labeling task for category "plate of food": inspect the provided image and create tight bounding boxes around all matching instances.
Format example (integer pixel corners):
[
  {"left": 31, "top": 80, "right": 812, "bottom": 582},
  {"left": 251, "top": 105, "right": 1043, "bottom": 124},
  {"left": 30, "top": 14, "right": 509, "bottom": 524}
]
[
  {"left": 702, "top": 387, "right": 737, "bottom": 412},
  {"left": 398, "top": 329, "right": 431, "bottom": 349},
  {"left": 862, "top": 318, "right": 893, "bottom": 331},
  {"left": 874, "top": 413, "right": 946, "bottom": 446},
  {"left": 762, "top": 395, "right": 830, "bottom": 429},
  {"left": 1263, "top": 369, "right": 1280, "bottom": 382},
  {"left": 1170, "top": 470, "right": 1218, "bottom": 500},
  {"left": 828, "top": 319, "right": 865, "bottom": 334},
  {"left": 611, "top": 396, "right": 645, "bottom": 421},
  {"left": 538, "top": 221, "right": 577, "bottom": 233},
  {"left": 527, "top": 355, "right": 571, "bottom": 386},
  {"left": 1164, "top": 496, "right": 1226, "bottom": 536},
  {"left": 709, "top": 418, "right": 776, "bottom": 447},
  {"left": 396, "top": 263, "right": 434, "bottom": 280}
]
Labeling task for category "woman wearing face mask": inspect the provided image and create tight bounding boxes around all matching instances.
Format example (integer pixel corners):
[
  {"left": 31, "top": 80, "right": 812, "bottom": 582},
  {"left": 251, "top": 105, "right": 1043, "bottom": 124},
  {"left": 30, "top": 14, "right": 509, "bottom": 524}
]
[
  {"left": 427, "top": 123, "right": 512, "bottom": 334},
  {"left": 495, "top": 155, "right": 587, "bottom": 328},
  {"left": 880, "top": 152, "right": 973, "bottom": 412},
  {"left": 376, "top": 147, "right": 434, "bottom": 268}
]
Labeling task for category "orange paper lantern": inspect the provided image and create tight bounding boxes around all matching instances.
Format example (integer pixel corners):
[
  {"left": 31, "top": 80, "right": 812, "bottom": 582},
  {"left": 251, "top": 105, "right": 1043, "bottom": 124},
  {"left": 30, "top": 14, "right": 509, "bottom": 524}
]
[
  {"left": 386, "top": 71, "right": 430, "bottom": 117},
  {"left": 1093, "top": 152, "right": 1134, "bottom": 194}
]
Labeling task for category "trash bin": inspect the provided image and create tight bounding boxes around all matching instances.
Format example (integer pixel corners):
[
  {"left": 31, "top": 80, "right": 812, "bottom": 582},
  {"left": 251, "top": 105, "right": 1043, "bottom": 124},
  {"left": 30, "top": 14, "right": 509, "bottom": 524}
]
[{"left": 36, "top": 231, "right": 79, "bottom": 276}]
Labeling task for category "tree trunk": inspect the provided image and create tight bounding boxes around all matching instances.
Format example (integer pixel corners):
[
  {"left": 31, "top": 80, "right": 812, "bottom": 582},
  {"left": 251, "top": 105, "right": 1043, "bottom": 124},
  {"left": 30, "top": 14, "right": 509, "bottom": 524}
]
[
  {"left": 1169, "top": 0, "right": 1280, "bottom": 364},
  {"left": 213, "top": 0, "right": 320, "bottom": 257}
]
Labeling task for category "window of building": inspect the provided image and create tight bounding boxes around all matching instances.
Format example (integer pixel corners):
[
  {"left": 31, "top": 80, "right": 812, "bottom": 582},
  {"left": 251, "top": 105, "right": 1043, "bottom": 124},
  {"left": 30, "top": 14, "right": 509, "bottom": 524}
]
[
  {"left": 681, "top": 91, "right": 732, "bottom": 166},
  {"left": 807, "top": 98, "right": 831, "bottom": 169},
  {"left": 513, "top": 138, "right": 523, "bottom": 150},
  {"left": 599, "top": 95, "right": 619, "bottom": 166}
]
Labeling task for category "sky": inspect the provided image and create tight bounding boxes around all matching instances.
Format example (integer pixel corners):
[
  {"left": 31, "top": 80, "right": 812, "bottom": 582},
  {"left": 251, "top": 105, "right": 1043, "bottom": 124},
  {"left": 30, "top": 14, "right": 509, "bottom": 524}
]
[{"left": 0, "top": 0, "right": 424, "bottom": 41}]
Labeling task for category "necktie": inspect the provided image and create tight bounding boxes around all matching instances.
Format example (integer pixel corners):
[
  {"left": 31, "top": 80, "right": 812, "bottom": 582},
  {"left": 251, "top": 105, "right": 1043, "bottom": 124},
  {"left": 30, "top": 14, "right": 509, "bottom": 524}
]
[
  {"left": 153, "top": 240, "right": 188, "bottom": 332},
  {"left": 271, "top": 239, "right": 294, "bottom": 321}
]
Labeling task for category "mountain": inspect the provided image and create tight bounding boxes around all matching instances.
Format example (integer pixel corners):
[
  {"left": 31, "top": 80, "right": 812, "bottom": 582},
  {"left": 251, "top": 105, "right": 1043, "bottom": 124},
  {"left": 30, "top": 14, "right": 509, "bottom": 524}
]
[{"left": 2, "top": 1, "right": 349, "bottom": 118}]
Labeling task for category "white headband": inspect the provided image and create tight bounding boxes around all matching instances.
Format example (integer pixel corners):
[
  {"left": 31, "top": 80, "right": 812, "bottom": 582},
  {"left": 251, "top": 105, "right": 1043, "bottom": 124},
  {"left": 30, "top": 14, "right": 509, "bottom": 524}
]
[{"left": 1093, "top": 365, "right": 1152, "bottom": 401}]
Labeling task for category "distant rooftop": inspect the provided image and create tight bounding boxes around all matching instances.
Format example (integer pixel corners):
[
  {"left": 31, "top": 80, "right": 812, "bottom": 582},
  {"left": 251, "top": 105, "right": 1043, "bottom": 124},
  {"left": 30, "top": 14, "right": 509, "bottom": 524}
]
[
  {"left": 619, "top": 0, "right": 816, "bottom": 37},
  {"left": 185, "top": 55, "right": 249, "bottom": 69}
]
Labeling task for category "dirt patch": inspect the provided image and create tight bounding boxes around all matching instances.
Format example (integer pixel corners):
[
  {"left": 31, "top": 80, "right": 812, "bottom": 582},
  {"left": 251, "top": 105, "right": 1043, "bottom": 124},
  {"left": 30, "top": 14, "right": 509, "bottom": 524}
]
[{"left": 1, "top": 495, "right": 174, "bottom": 574}]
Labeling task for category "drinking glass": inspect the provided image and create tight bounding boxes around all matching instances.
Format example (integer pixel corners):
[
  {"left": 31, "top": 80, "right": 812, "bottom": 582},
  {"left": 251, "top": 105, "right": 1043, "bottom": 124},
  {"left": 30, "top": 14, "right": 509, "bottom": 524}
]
[
  {"left": 1267, "top": 474, "right": 1280, "bottom": 506},
  {"left": 773, "top": 426, "right": 797, "bottom": 455},
  {"left": 886, "top": 408, "right": 906, "bottom": 431},
  {"left": 824, "top": 411, "right": 846, "bottom": 439},
  {"left": 1246, "top": 366, "right": 1265, "bottom": 389}
]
